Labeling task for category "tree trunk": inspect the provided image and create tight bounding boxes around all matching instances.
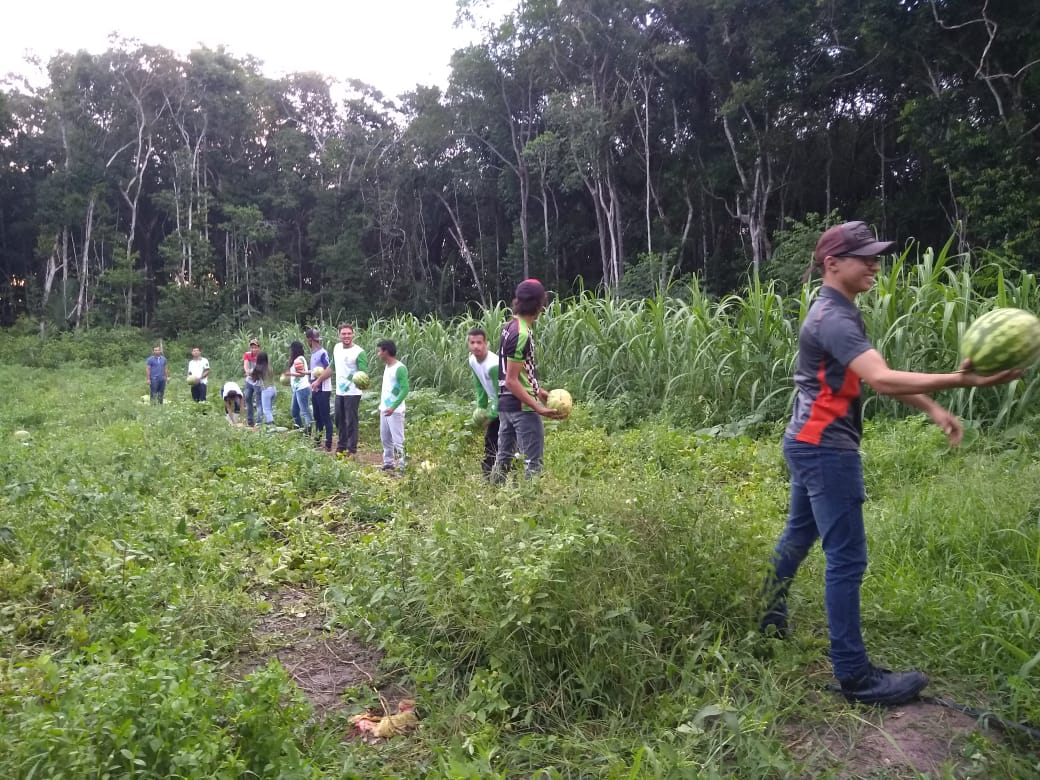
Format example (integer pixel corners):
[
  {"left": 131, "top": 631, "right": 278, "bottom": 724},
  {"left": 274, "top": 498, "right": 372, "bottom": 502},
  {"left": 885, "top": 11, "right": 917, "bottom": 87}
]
[
  {"left": 722, "top": 112, "right": 773, "bottom": 274},
  {"left": 71, "top": 196, "right": 96, "bottom": 328}
]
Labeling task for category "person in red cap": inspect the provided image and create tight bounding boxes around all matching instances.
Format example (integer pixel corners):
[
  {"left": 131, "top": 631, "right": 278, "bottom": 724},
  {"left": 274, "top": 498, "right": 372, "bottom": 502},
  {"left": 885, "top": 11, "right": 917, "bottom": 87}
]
[
  {"left": 242, "top": 338, "right": 262, "bottom": 427},
  {"left": 491, "top": 279, "right": 563, "bottom": 480},
  {"left": 761, "top": 220, "right": 1021, "bottom": 705}
]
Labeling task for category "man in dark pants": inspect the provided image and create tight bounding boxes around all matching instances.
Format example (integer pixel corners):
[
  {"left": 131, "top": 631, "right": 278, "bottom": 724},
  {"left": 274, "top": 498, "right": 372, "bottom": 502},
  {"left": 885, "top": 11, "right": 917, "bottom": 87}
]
[
  {"left": 491, "top": 279, "right": 562, "bottom": 481},
  {"left": 242, "top": 338, "right": 261, "bottom": 426},
  {"left": 467, "top": 327, "right": 500, "bottom": 477},
  {"left": 145, "top": 345, "right": 168, "bottom": 404},
  {"left": 760, "top": 220, "right": 1020, "bottom": 706},
  {"left": 187, "top": 347, "right": 210, "bottom": 402},
  {"left": 312, "top": 323, "right": 367, "bottom": 457}
]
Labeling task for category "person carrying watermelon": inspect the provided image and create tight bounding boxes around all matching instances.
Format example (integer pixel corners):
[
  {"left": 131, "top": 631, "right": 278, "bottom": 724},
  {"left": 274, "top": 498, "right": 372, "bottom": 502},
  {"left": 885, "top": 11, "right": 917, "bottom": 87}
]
[
  {"left": 491, "top": 279, "right": 564, "bottom": 482},
  {"left": 760, "top": 220, "right": 1022, "bottom": 706},
  {"left": 305, "top": 328, "right": 334, "bottom": 452}
]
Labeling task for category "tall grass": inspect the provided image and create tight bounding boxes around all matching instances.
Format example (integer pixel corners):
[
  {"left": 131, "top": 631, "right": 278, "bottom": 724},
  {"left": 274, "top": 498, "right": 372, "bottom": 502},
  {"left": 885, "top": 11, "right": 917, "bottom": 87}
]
[{"left": 222, "top": 242, "right": 1040, "bottom": 431}]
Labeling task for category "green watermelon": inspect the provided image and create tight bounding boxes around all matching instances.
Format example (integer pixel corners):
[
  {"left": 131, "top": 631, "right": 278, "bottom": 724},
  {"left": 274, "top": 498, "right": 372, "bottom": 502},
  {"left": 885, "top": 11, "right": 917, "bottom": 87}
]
[
  {"left": 961, "top": 307, "right": 1040, "bottom": 374},
  {"left": 472, "top": 407, "right": 489, "bottom": 426},
  {"left": 352, "top": 371, "right": 370, "bottom": 390}
]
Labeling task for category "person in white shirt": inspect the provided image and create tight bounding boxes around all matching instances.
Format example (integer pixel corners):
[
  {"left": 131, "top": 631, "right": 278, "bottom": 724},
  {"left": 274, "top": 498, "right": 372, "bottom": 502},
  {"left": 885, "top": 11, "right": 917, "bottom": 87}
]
[
  {"left": 467, "top": 327, "right": 500, "bottom": 477},
  {"left": 187, "top": 347, "right": 210, "bottom": 402},
  {"left": 222, "top": 381, "right": 243, "bottom": 425},
  {"left": 377, "top": 339, "right": 409, "bottom": 474},
  {"left": 285, "top": 340, "right": 313, "bottom": 434},
  {"left": 312, "top": 323, "right": 368, "bottom": 457}
]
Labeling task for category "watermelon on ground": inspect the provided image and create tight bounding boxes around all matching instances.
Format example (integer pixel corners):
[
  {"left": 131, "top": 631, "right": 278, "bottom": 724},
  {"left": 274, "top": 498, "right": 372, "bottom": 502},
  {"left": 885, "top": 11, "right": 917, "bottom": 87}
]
[
  {"left": 546, "top": 388, "right": 573, "bottom": 418},
  {"left": 961, "top": 307, "right": 1040, "bottom": 374}
]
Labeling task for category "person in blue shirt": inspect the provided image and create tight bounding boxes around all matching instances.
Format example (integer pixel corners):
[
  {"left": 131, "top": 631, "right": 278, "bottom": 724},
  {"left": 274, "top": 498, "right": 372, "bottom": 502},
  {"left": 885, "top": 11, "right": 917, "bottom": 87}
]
[{"left": 145, "top": 345, "right": 169, "bottom": 404}]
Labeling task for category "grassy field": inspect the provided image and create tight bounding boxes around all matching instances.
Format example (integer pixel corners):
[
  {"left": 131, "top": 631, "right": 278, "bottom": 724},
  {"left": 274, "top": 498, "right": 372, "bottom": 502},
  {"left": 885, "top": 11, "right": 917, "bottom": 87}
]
[{"left": 1, "top": 331, "right": 1039, "bottom": 778}]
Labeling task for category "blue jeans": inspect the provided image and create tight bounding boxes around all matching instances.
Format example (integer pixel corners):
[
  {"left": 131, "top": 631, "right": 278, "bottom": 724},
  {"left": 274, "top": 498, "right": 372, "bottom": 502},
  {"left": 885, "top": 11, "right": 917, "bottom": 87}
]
[
  {"left": 244, "top": 379, "right": 260, "bottom": 425},
  {"left": 149, "top": 378, "right": 166, "bottom": 404},
  {"left": 260, "top": 386, "right": 276, "bottom": 424},
  {"left": 291, "top": 386, "right": 313, "bottom": 429},
  {"left": 765, "top": 438, "right": 869, "bottom": 680},
  {"left": 312, "top": 389, "right": 333, "bottom": 448}
]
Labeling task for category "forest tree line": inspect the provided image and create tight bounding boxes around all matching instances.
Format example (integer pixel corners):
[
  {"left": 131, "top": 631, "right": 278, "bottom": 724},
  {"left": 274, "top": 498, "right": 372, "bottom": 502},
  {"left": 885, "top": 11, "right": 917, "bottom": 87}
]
[{"left": 0, "top": 0, "right": 1038, "bottom": 332}]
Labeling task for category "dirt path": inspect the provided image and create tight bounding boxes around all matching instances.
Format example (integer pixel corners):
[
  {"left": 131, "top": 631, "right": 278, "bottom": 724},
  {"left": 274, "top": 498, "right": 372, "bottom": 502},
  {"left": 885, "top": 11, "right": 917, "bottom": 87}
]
[
  {"left": 239, "top": 586, "right": 410, "bottom": 719},
  {"left": 784, "top": 696, "right": 1000, "bottom": 777}
]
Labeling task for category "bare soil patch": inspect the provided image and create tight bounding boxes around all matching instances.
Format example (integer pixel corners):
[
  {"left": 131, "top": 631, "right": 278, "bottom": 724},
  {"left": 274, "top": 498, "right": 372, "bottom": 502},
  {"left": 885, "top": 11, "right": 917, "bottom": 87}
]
[
  {"left": 238, "top": 586, "right": 410, "bottom": 719},
  {"left": 784, "top": 697, "right": 999, "bottom": 778}
]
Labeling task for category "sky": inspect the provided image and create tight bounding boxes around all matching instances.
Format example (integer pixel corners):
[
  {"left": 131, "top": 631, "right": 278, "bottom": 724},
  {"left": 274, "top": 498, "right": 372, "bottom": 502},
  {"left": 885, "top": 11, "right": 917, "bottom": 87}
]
[{"left": 0, "top": 0, "right": 514, "bottom": 98}]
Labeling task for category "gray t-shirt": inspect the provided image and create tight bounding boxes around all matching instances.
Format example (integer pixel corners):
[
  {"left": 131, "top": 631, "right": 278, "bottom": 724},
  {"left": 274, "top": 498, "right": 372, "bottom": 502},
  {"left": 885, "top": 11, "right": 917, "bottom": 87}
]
[{"left": 785, "top": 287, "right": 874, "bottom": 449}]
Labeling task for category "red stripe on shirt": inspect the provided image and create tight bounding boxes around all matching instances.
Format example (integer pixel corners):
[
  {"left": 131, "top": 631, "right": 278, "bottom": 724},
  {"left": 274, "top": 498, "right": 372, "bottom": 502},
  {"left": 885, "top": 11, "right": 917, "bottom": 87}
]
[{"left": 794, "top": 360, "right": 860, "bottom": 445}]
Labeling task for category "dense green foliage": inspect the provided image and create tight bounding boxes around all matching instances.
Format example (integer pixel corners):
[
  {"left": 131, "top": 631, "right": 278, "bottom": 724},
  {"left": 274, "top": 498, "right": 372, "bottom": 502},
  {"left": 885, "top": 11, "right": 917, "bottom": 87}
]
[{"left": 2, "top": 1, "right": 1039, "bottom": 328}]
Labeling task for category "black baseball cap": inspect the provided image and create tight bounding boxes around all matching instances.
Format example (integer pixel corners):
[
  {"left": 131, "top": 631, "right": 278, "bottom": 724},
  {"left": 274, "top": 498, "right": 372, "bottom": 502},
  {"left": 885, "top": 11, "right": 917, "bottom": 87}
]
[{"left": 814, "top": 221, "right": 894, "bottom": 263}]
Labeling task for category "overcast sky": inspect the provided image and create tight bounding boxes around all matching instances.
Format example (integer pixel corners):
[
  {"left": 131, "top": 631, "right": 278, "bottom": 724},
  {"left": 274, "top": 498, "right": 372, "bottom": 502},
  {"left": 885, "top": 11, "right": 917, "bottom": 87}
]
[{"left": 0, "top": 0, "right": 514, "bottom": 98}]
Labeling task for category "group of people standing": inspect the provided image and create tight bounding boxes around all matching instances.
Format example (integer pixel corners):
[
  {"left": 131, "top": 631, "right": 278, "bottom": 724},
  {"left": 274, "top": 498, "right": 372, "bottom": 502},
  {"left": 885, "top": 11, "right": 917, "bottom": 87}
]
[
  {"left": 216, "top": 327, "right": 410, "bottom": 474},
  {"left": 144, "top": 276, "right": 563, "bottom": 479}
]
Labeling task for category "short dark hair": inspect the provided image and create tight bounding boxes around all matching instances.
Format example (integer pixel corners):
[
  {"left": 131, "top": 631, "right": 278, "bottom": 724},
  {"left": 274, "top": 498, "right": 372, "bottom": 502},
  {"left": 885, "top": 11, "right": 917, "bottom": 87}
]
[
  {"left": 377, "top": 339, "right": 397, "bottom": 357},
  {"left": 467, "top": 327, "right": 487, "bottom": 340},
  {"left": 338, "top": 323, "right": 354, "bottom": 332}
]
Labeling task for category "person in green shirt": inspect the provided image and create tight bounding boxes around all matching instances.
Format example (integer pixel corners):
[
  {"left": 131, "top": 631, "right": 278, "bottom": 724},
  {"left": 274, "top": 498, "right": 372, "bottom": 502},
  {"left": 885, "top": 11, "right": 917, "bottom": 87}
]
[
  {"left": 377, "top": 339, "right": 409, "bottom": 475},
  {"left": 467, "top": 327, "right": 500, "bottom": 477}
]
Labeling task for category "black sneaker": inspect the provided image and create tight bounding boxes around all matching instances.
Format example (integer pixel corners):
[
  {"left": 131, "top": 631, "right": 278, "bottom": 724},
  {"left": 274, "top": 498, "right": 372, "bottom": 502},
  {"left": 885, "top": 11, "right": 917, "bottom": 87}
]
[
  {"left": 759, "top": 610, "right": 788, "bottom": 639},
  {"left": 839, "top": 664, "right": 928, "bottom": 706}
]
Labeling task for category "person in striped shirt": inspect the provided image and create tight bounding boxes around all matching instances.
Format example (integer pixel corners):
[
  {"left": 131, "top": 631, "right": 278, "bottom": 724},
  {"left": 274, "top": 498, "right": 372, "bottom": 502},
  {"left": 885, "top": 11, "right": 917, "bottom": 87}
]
[{"left": 491, "top": 279, "right": 562, "bottom": 481}]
